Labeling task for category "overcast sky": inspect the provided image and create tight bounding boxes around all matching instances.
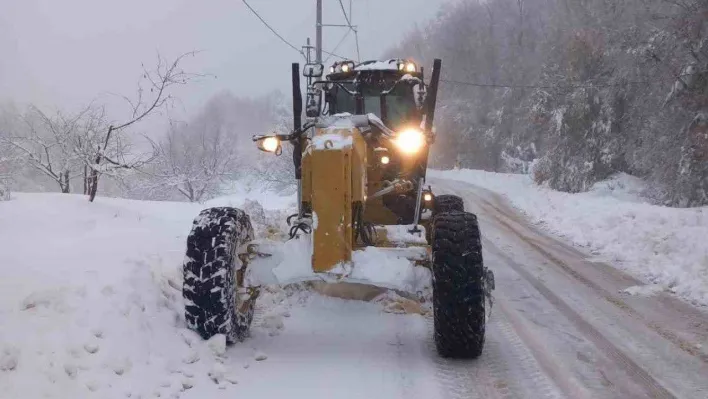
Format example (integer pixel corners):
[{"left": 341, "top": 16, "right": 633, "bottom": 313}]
[{"left": 0, "top": 0, "right": 449, "bottom": 122}]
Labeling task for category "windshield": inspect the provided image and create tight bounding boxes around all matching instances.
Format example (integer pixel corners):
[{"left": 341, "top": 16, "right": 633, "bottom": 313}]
[{"left": 332, "top": 82, "right": 418, "bottom": 129}]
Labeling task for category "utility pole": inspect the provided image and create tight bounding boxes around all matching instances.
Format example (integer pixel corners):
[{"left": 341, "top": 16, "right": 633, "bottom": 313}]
[{"left": 316, "top": 0, "right": 323, "bottom": 63}]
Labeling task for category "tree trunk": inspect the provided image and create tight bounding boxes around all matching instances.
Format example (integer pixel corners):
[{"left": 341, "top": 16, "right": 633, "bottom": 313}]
[
  {"left": 60, "top": 171, "right": 70, "bottom": 194},
  {"left": 83, "top": 165, "right": 88, "bottom": 195},
  {"left": 87, "top": 126, "right": 113, "bottom": 202},
  {"left": 88, "top": 169, "right": 99, "bottom": 202}
]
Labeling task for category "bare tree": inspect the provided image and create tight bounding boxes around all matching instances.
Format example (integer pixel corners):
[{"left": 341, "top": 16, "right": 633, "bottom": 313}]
[
  {"left": 0, "top": 124, "right": 18, "bottom": 200},
  {"left": 2, "top": 105, "right": 92, "bottom": 193},
  {"left": 150, "top": 115, "right": 239, "bottom": 203},
  {"left": 83, "top": 52, "right": 202, "bottom": 202}
]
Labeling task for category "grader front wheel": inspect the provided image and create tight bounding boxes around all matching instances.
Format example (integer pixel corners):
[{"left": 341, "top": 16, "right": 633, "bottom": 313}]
[
  {"left": 183, "top": 207, "right": 256, "bottom": 343},
  {"left": 432, "top": 211, "right": 486, "bottom": 358}
]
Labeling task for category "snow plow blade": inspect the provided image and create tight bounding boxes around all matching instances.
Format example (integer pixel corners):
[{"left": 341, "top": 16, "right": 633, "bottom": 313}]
[{"left": 241, "top": 236, "right": 432, "bottom": 295}]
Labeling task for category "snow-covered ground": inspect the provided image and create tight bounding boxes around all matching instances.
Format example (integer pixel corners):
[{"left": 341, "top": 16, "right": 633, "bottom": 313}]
[
  {"left": 430, "top": 169, "right": 708, "bottom": 307},
  {"left": 2, "top": 172, "right": 707, "bottom": 399},
  {"left": 0, "top": 188, "right": 441, "bottom": 399},
  {"left": 0, "top": 189, "right": 298, "bottom": 399}
]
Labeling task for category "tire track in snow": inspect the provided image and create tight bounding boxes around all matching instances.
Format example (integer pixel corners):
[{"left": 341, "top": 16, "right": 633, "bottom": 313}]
[
  {"left": 484, "top": 240, "right": 677, "bottom": 399},
  {"left": 426, "top": 311, "right": 561, "bottom": 399},
  {"left": 469, "top": 187, "right": 708, "bottom": 365}
]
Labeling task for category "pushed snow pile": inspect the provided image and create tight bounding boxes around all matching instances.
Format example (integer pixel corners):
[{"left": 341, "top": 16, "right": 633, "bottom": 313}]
[
  {"left": 431, "top": 169, "right": 708, "bottom": 306},
  {"left": 0, "top": 191, "right": 295, "bottom": 398}
]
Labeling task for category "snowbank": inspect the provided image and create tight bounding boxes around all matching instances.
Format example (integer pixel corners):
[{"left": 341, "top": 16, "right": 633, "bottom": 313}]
[
  {"left": 430, "top": 169, "right": 708, "bottom": 306},
  {"left": 0, "top": 187, "right": 296, "bottom": 398}
]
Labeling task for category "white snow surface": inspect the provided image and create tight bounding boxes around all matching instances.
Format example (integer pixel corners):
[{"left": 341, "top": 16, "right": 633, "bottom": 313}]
[
  {"left": 0, "top": 187, "right": 440, "bottom": 398},
  {"left": 246, "top": 236, "right": 431, "bottom": 294},
  {"left": 431, "top": 169, "right": 708, "bottom": 306},
  {"left": 310, "top": 133, "right": 354, "bottom": 150},
  {"left": 382, "top": 225, "right": 428, "bottom": 245},
  {"left": 354, "top": 60, "right": 399, "bottom": 71},
  {"left": 0, "top": 189, "right": 300, "bottom": 399}
]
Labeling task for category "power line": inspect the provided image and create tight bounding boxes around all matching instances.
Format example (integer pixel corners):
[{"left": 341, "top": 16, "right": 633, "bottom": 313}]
[
  {"left": 337, "top": 0, "right": 361, "bottom": 62},
  {"left": 322, "top": 48, "right": 348, "bottom": 61},
  {"left": 324, "top": 30, "right": 351, "bottom": 63},
  {"left": 337, "top": 0, "right": 353, "bottom": 27},
  {"left": 241, "top": 0, "right": 305, "bottom": 58},
  {"left": 354, "top": 31, "right": 361, "bottom": 62}
]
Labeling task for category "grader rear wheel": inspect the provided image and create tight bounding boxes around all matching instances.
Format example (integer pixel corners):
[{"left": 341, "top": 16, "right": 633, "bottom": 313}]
[
  {"left": 433, "top": 194, "right": 464, "bottom": 216},
  {"left": 183, "top": 207, "right": 256, "bottom": 343},
  {"left": 432, "top": 211, "right": 486, "bottom": 358}
]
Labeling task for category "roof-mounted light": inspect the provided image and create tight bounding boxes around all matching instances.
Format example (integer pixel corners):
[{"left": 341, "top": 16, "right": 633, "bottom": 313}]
[
  {"left": 396, "top": 60, "right": 417, "bottom": 73},
  {"left": 330, "top": 60, "right": 356, "bottom": 74}
]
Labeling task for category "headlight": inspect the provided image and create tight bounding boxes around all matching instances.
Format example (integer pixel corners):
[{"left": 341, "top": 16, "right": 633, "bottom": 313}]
[
  {"left": 255, "top": 136, "right": 281, "bottom": 154},
  {"left": 394, "top": 128, "right": 425, "bottom": 154},
  {"left": 262, "top": 137, "right": 280, "bottom": 152}
]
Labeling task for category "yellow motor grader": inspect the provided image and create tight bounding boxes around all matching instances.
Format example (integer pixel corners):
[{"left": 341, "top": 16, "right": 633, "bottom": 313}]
[{"left": 182, "top": 58, "right": 494, "bottom": 358}]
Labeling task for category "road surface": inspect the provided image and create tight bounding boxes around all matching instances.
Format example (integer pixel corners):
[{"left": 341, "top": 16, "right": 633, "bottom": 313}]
[{"left": 202, "top": 177, "right": 708, "bottom": 399}]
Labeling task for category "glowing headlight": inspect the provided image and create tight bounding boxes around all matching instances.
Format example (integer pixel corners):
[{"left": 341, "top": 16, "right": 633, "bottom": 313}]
[
  {"left": 380, "top": 155, "right": 390, "bottom": 165},
  {"left": 262, "top": 137, "right": 280, "bottom": 152},
  {"left": 423, "top": 193, "right": 433, "bottom": 202},
  {"left": 394, "top": 128, "right": 426, "bottom": 155},
  {"left": 341, "top": 64, "right": 350, "bottom": 72},
  {"left": 405, "top": 62, "right": 416, "bottom": 72}
]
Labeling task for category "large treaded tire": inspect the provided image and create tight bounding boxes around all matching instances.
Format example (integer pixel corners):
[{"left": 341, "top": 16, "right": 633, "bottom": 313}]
[
  {"left": 432, "top": 211, "right": 486, "bottom": 358},
  {"left": 433, "top": 194, "right": 464, "bottom": 215},
  {"left": 183, "top": 207, "right": 255, "bottom": 344}
]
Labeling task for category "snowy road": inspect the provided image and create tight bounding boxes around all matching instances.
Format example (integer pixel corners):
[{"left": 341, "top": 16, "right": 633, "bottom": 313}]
[
  {"left": 197, "top": 177, "right": 708, "bottom": 399},
  {"left": 430, "top": 177, "right": 708, "bottom": 399},
  {"left": 2, "top": 179, "right": 707, "bottom": 399}
]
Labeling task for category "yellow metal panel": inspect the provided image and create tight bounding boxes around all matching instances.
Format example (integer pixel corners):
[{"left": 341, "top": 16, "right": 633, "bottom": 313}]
[
  {"left": 350, "top": 129, "right": 367, "bottom": 203},
  {"left": 310, "top": 137, "right": 353, "bottom": 273}
]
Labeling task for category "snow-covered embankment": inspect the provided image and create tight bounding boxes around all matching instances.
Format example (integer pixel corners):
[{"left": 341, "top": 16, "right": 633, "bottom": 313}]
[{"left": 430, "top": 169, "right": 708, "bottom": 307}]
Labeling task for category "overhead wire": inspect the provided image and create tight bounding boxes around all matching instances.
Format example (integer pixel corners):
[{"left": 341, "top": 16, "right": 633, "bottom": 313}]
[
  {"left": 241, "top": 0, "right": 356, "bottom": 64},
  {"left": 322, "top": 48, "right": 348, "bottom": 60},
  {"left": 354, "top": 31, "right": 361, "bottom": 62},
  {"left": 324, "top": 30, "right": 351, "bottom": 63},
  {"left": 241, "top": 0, "right": 305, "bottom": 59},
  {"left": 337, "top": 0, "right": 361, "bottom": 62},
  {"left": 337, "top": 0, "right": 353, "bottom": 27}
]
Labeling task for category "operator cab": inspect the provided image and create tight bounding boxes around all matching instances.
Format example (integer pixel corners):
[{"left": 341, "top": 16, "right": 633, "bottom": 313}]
[
  {"left": 304, "top": 59, "right": 430, "bottom": 181},
  {"left": 322, "top": 59, "right": 425, "bottom": 132},
  {"left": 254, "top": 58, "right": 442, "bottom": 225}
]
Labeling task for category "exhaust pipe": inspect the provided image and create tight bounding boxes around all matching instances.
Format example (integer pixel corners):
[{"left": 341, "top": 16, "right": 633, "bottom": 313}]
[
  {"left": 292, "top": 63, "right": 304, "bottom": 217},
  {"left": 424, "top": 58, "right": 442, "bottom": 138}
]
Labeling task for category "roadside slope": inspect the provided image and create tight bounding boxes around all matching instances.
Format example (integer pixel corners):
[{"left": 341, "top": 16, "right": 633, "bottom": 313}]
[{"left": 430, "top": 169, "right": 708, "bottom": 307}]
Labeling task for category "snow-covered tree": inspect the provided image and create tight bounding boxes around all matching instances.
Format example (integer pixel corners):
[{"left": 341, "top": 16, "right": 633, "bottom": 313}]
[
  {"left": 2, "top": 105, "right": 89, "bottom": 194},
  {"left": 152, "top": 113, "right": 239, "bottom": 203},
  {"left": 389, "top": 0, "right": 708, "bottom": 206}
]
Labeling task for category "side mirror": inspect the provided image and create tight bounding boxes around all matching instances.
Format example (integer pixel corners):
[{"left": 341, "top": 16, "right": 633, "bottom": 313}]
[
  {"left": 306, "top": 89, "right": 321, "bottom": 117},
  {"left": 253, "top": 135, "right": 283, "bottom": 156},
  {"left": 303, "top": 63, "right": 324, "bottom": 78}
]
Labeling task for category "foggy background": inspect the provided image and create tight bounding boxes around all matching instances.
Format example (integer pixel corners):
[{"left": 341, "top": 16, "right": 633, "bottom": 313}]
[
  {"left": 1, "top": 0, "right": 705, "bottom": 208},
  {"left": 0, "top": 0, "right": 448, "bottom": 119}
]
